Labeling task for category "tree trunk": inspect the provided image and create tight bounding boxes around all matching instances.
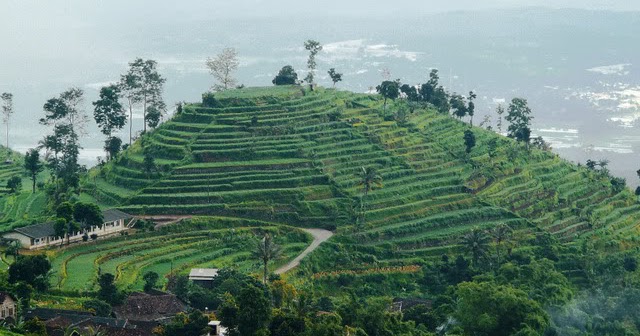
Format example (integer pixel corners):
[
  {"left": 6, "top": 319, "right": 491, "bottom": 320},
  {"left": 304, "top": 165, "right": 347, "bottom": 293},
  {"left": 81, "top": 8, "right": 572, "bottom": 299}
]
[
  {"left": 32, "top": 175, "right": 36, "bottom": 193},
  {"left": 143, "top": 94, "right": 147, "bottom": 133},
  {"left": 128, "top": 99, "right": 133, "bottom": 146},
  {"left": 263, "top": 260, "right": 268, "bottom": 284}
]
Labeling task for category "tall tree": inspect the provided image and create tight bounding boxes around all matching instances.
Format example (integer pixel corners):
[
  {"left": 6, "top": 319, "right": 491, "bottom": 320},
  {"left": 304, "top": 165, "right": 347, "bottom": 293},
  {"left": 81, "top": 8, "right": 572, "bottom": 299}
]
[
  {"left": 450, "top": 94, "right": 468, "bottom": 119},
  {"left": 40, "top": 88, "right": 85, "bottom": 196},
  {"left": 461, "top": 227, "right": 490, "bottom": 267},
  {"left": 491, "top": 223, "right": 513, "bottom": 266},
  {"left": 506, "top": 97, "right": 533, "bottom": 144},
  {"left": 24, "top": 148, "right": 43, "bottom": 193},
  {"left": 73, "top": 202, "right": 104, "bottom": 231},
  {"left": 358, "top": 167, "right": 382, "bottom": 227},
  {"left": 119, "top": 58, "right": 166, "bottom": 142},
  {"left": 253, "top": 234, "right": 282, "bottom": 284},
  {"left": 303, "top": 40, "right": 323, "bottom": 85},
  {"left": 327, "top": 68, "right": 343, "bottom": 88},
  {"left": 206, "top": 48, "right": 240, "bottom": 91},
  {"left": 467, "top": 91, "right": 477, "bottom": 125},
  {"left": 376, "top": 80, "right": 400, "bottom": 112},
  {"left": 93, "top": 85, "right": 126, "bottom": 160},
  {"left": 272, "top": 65, "right": 299, "bottom": 85},
  {"left": 1, "top": 92, "right": 14, "bottom": 149},
  {"left": 496, "top": 104, "right": 505, "bottom": 134},
  {"left": 463, "top": 129, "right": 476, "bottom": 154}
]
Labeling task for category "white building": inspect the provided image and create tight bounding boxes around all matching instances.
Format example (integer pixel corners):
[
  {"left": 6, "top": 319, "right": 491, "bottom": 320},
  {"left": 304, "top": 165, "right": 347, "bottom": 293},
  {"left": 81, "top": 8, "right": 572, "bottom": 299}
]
[{"left": 3, "top": 209, "right": 133, "bottom": 249}]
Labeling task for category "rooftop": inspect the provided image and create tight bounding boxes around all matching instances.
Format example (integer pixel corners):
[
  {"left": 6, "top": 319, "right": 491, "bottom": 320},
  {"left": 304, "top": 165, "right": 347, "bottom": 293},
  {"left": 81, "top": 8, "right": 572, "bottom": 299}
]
[
  {"left": 189, "top": 268, "right": 219, "bottom": 279},
  {"left": 9, "top": 209, "right": 132, "bottom": 239}
]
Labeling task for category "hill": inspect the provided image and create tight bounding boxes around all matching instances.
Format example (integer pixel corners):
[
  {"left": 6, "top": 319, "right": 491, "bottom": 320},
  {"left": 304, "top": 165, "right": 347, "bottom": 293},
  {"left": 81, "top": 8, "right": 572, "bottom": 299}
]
[
  {"left": 79, "top": 86, "right": 640, "bottom": 287},
  {"left": 0, "top": 147, "right": 48, "bottom": 230}
]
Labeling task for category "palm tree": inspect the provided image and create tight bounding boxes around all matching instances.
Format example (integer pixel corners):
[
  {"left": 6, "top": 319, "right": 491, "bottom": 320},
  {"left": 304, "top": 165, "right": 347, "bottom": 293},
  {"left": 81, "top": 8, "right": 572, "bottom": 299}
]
[
  {"left": 357, "top": 167, "right": 382, "bottom": 227},
  {"left": 253, "top": 233, "right": 282, "bottom": 284},
  {"left": 461, "top": 228, "right": 490, "bottom": 267},
  {"left": 491, "top": 223, "right": 513, "bottom": 266}
]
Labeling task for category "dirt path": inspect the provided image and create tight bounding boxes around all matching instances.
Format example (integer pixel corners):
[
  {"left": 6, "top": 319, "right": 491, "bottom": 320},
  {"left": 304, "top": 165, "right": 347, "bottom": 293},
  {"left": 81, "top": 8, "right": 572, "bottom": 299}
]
[
  {"left": 136, "top": 215, "right": 193, "bottom": 228},
  {"left": 276, "top": 228, "right": 334, "bottom": 275}
]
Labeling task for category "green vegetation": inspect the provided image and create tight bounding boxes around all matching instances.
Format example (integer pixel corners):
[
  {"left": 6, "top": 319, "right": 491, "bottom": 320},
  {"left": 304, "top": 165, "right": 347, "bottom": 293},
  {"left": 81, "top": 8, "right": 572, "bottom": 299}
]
[{"left": 3, "top": 76, "right": 640, "bottom": 334}]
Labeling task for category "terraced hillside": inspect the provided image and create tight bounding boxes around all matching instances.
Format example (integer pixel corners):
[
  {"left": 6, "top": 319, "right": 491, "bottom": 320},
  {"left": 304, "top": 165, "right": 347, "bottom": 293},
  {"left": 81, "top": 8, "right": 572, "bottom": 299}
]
[
  {"left": 48, "top": 217, "right": 311, "bottom": 292},
  {"left": 92, "top": 86, "right": 640, "bottom": 275},
  {"left": 0, "top": 147, "right": 48, "bottom": 229}
]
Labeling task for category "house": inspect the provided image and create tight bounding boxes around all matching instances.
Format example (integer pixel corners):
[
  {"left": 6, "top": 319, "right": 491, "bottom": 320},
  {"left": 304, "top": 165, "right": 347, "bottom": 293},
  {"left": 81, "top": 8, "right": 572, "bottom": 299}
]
[
  {"left": 114, "top": 291, "right": 187, "bottom": 322},
  {"left": 25, "top": 307, "right": 156, "bottom": 336},
  {"left": 3, "top": 209, "right": 133, "bottom": 249},
  {"left": 0, "top": 292, "right": 17, "bottom": 323},
  {"left": 189, "top": 268, "right": 219, "bottom": 288}
]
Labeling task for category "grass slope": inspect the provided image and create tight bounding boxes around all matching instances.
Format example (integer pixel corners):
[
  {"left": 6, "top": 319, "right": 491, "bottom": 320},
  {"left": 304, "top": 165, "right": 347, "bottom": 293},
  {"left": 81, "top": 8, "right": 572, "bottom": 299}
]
[{"left": 87, "top": 86, "right": 640, "bottom": 284}]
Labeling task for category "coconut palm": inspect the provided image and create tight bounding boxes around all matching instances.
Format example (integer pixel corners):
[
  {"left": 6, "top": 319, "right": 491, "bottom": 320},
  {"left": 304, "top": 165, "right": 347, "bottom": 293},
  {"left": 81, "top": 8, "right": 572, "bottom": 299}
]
[
  {"left": 357, "top": 167, "right": 382, "bottom": 227},
  {"left": 253, "top": 233, "right": 282, "bottom": 284},
  {"left": 461, "top": 228, "right": 491, "bottom": 267},
  {"left": 491, "top": 223, "right": 513, "bottom": 266}
]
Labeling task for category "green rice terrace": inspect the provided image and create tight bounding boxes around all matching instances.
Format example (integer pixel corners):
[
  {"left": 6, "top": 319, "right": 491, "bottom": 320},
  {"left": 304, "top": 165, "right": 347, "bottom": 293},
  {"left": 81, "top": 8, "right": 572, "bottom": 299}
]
[
  {"left": 46, "top": 217, "right": 310, "bottom": 292},
  {"left": 77, "top": 85, "right": 640, "bottom": 289},
  {"left": 0, "top": 148, "right": 48, "bottom": 229}
]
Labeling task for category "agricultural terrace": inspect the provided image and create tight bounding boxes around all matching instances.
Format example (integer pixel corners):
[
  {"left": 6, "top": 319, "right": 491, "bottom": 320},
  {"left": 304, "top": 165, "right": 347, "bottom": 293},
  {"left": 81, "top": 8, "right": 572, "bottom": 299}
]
[
  {"left": 47, "top": 217, "right": 311, "bottom": 292},
  {"left": 88, "top": 86, "right": 640, "bottom": 287}
]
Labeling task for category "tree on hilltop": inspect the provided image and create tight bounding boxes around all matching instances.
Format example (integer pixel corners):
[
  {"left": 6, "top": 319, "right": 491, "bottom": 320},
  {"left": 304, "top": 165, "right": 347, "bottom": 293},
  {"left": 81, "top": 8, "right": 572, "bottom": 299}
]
[
  {"left": 376, "top": 80, "right": 400, "bottom": 112},
  {"left": 303, "top": 40, "right": 323, "bottom": 86},
  {"left": 40, "top": 87, "right": 86, "bottom": 198},
  {"left": 450, "top": 93, "right": 468, "bottom": 119},
  {"left": 119, "top": 58, "right": 166, "bottom": 142},
  {"left": 1, "top": 92, "right": 14, "bottom": 149},
  {"left": 93, "top": 84, "right": 126, "bottom": 161},
  {"left": 273, "top": 65, "right": 299, "bottom": 85},
  {"left": 328, "top": 68, "right": 343, "bottom": 88},
  {"left": 24, "top": 148, "right": 43, "bottom": 193},
  {"left": 206, "top": 48, "right": 240, "bottom": 91},
  {"left": 506, "top": 97, "right": 533, "bottom": 144},
  {"left": 467, "top": 91, "right": 477, "bottom": 125}
]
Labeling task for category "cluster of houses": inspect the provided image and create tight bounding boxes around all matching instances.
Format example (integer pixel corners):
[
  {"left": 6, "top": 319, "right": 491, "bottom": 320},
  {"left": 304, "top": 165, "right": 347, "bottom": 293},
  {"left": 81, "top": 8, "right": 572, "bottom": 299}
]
[
  {"left": 0, "top": 268, "right": 224, "bottom": 335},
  {"left": 0, "top": 207, "right": 228, "bottom": 335}
]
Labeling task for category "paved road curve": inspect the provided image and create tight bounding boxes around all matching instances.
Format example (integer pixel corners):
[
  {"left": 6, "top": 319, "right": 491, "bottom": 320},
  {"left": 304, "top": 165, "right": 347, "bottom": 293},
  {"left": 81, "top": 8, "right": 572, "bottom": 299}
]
[{"left": 275, "top": 228, "right": 334, "bottom": 274}]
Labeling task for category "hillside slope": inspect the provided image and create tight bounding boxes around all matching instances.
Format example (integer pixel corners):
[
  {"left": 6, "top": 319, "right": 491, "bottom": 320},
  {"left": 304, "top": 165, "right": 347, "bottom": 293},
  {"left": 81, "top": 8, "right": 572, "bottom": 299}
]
[{"left": 92, "top": 86, "right": 639, "bottom": 268}]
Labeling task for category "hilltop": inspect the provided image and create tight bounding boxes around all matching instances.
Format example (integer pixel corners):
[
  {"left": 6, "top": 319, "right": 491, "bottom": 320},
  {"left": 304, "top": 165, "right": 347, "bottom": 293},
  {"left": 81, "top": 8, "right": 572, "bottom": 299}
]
[
  {"left": 81, "top": 86, "right": 640, "bottom": 276},
  {"left": 2, "top": 85, "right": 638, "bottom": 335}
]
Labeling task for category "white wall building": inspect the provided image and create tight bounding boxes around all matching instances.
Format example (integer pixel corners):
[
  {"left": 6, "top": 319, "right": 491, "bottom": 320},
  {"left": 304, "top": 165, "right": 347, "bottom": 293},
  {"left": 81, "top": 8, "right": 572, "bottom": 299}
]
[{"left": 3, "top": 209, "right": 133, "bottom": 249}]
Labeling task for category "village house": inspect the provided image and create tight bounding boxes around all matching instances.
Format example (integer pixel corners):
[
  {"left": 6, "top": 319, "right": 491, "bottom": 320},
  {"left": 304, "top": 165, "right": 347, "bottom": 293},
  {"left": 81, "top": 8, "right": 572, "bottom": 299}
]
[
  {"left": 189, "top": 268, "right": 219, "bottom": 289},
  {"left": 114, "top": 291, "right": 187, "bottom": 322},
  {"left": 0, "top": 292, "right": 17, "bottom": 323},
  {"left": 2, "top": 209, "right": 133, "bottom": 249}
]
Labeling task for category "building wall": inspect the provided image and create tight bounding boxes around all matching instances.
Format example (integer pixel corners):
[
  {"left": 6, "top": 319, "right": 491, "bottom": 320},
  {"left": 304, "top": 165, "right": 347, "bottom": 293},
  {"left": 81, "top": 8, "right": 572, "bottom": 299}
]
[
  {"left": 0, "top": 297, "right": 17, "bottom": 320},
  {"left": 3, "top": 218, "right": 129, "bottom": 250},
  {"left": 2, "top": 233, "right": 32, "bottom": 249}
]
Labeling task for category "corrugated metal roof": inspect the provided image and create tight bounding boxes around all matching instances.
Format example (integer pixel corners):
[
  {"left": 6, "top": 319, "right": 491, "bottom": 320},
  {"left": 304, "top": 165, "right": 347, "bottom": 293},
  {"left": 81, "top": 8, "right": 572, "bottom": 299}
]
[{"left": 189, "top": 268, "right": 219, "bottom": 279}]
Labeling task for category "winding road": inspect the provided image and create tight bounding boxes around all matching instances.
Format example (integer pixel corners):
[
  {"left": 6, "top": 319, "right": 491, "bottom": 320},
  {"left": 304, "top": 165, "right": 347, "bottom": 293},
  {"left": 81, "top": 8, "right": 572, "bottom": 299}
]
[
  {"left": 275, "top": 228, "right": 334, "bottom": 274},
  {"left": 136, "top": 216, "right": 333, "bottom": 275}
]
